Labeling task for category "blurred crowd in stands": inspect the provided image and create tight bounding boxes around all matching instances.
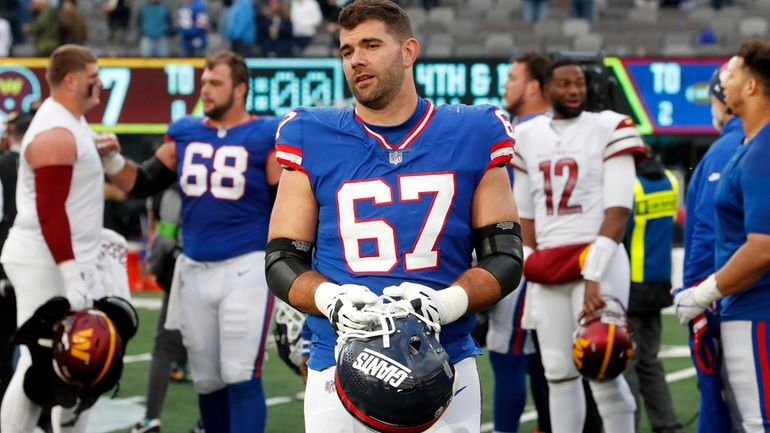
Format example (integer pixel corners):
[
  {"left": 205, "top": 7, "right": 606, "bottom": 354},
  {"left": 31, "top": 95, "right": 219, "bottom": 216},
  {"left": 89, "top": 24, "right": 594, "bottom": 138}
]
[{"left": 0, "top": 0, "right": 767, "bottom": 58}]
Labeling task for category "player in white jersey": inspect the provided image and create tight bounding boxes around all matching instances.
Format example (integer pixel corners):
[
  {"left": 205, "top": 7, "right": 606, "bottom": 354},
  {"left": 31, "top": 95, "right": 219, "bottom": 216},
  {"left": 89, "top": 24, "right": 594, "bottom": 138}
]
[
  {"left": 511, "top": 58, "right": 645, "bottom": 433},
  {"left": 0, "top": 45, "right": 121, "bottom": 433}
]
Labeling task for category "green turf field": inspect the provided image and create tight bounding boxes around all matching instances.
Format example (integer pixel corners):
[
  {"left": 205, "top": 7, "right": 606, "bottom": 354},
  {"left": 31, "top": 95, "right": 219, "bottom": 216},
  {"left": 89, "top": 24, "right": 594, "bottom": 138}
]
[{"left": 97, "top": 292, "right": 701, "bottom": 433}]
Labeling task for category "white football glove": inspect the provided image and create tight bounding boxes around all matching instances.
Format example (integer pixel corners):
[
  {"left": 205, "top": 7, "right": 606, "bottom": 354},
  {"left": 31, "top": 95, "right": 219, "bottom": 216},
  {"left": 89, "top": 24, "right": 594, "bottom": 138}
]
[
  {"left": 314, "top": 282, "right": 379, "bottom": 336},
  {"left": 382, "top": 282, "right": 468, "bottom": 325},
  {"left": 58, "top": 260, "right": 92, "bottom": 309},
  {"left": 673, "top": 274, "right": 723, "bottom": 326},
  {"left": 673, "top": 287, "right": 705, "bottom": 326}
]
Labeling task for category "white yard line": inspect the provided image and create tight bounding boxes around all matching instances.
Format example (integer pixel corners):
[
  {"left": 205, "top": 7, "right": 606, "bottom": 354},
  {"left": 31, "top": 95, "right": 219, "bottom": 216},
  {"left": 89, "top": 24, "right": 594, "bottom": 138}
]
[{"left": 130, "top": 297, "right": 162, "bottom": 310}]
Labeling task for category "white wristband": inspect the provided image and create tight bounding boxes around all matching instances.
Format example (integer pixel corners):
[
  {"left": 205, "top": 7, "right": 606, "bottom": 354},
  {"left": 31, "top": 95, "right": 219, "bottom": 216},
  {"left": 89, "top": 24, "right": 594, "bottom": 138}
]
[
  {"left": 102, "top": 152, "right": 126, "bottom": 176},
  {"left": 581, "top": 235, "right": 618, "bottom": 282},
  {"left": 434, "top": 285, "right": 469, "bottom": 324},
  {"left": 693, "top": 274, "right": 723, "bottom": 307},
  {"left": 314, "top": 282, "right": 339, "bottom": 317}
]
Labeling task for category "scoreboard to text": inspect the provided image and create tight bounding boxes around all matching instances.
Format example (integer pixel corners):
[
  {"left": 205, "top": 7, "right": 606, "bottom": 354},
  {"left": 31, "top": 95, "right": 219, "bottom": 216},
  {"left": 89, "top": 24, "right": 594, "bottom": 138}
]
[
  {"left": 0, "top": 56, "right": 728, "bottom": 135},
  {"left": 605, "top": 57, "right": 728, "bottom": 135}
]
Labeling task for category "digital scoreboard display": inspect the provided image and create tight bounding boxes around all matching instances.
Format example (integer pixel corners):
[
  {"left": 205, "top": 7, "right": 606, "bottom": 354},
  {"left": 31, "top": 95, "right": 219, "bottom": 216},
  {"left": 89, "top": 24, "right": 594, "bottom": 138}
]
[
  {"left": 0, "top": 58, "right": 345, "bottom": 134},
  {"left": 0, "top": 57, "right": 726, "bottom": 135},
  {"left": 605, "top": 57, "right": 728, "bottom": 135}
]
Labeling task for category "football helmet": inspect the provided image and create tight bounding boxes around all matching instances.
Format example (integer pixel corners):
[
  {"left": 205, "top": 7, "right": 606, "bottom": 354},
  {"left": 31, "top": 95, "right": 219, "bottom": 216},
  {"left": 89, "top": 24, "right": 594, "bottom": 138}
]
[
  {"left": 335, "top": 306, "right": 455, "bottom": 433},
  {"left": 273, "top": 299, "right": 306, "bottom": 375},
  {"left": 15, "top": 296, "right": 136, "bottom": 415},
  {"left": 52, "top": 308, "right": 123, "bottom": 387},
  {"left": 572, "top": 296, "right": 634, "bottom": 382},
  {"left": 94, "top": 295, "right": 139, "bottom": 342}
]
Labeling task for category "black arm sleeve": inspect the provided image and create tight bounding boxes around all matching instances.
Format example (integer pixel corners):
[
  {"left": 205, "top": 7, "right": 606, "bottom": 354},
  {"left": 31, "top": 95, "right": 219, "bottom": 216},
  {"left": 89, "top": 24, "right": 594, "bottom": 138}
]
[
  {"left": 265, "top": 237, "right": 314, "bottom": 304},
  {"left": 128, "top": 157, "right": 177, "bottom": 199},
  {"left": 473, "top": 222, "right": 524, "bottom": 298}
]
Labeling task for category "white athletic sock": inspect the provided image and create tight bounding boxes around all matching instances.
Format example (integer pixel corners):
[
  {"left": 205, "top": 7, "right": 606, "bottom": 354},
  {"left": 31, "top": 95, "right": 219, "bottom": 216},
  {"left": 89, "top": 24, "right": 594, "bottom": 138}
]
[
  {"left": 590, "top": 377, "right": 636, "bottom": 433},
  {"left": 549, "top": 379, "right": 586, "bottom": 433}
]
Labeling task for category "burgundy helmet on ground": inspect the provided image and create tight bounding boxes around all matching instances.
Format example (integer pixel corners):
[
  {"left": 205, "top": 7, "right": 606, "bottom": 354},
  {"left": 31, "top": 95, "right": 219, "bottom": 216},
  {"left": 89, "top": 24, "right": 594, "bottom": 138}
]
[
  {"left": 52, "top": 309, "right": 123, "bottom": 387},
  {"left": 572, "top": 296, "right": 634, "bottom": 382}
]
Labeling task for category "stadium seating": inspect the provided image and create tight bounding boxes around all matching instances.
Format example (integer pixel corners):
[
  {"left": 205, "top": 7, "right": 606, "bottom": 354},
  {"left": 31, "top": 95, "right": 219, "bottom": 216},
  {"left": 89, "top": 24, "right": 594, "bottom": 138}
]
[{"left": 9, "top": 0, "right": 765, "bottom": 59}]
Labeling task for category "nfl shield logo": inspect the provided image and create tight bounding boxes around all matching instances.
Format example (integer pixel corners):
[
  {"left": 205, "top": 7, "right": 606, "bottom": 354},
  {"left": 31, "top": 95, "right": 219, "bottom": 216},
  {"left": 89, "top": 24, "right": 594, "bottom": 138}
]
[{"left": 389, "top": 150, "right": 403, "bottom": 165}]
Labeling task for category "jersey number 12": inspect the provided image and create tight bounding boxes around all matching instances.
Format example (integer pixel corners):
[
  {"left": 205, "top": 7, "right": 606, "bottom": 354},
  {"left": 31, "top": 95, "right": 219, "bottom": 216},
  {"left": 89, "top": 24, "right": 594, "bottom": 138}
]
[{"left": 539, "top": 158, "right": 582, "bottom": 215}]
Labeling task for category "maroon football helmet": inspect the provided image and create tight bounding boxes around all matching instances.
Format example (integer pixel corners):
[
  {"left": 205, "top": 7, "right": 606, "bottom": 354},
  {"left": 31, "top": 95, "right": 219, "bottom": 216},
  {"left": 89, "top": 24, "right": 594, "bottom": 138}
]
[
  {"left": 52, "top": 309, "right": 123, "bottom": 387},
  {"left": 572, "top": 296, "right": 634, "bottom": 382}
]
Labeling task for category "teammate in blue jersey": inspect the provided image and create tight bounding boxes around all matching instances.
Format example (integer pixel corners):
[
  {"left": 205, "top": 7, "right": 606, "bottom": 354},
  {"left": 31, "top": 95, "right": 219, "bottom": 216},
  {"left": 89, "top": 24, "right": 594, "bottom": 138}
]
[
  {"left": 674, "top": 40, "right": 770, "bottom": 432},
  {"left": 100, "top": 51, "right": 281, "bottom": 433},
  {"left": 265, "top": 1, "right": 524, "bottom": 431},
  {"left": 682, "top": 61, "right": 743, "bottom": 433}
]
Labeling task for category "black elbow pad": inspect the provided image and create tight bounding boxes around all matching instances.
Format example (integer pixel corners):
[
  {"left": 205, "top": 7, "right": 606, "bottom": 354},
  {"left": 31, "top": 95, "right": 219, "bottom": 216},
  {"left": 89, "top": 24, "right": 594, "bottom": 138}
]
[
  {"left": 265, "top": 238, "right": 314, "bottom": 304},
  {"left": 473, "top": 222, "right": 524, "bottom": 297},
  {"left": 129, "top": 157, "right": 177, "bottom": 198}
]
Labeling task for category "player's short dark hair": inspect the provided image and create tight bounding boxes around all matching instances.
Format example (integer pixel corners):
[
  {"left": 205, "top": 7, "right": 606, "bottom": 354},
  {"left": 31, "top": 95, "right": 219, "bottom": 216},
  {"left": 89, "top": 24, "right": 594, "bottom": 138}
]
[
  {"left": 7, "top": 112, "right": 33, "bottom": 141},
  {"left": 737, "top": 39, "right": 770, "bottom": 98},
  {"left": 339, "top": 0, "right": 413, "bottom": 42},
  {"left": 46, "top": 44, "right": 97, "bottom": 88},
  {"left": 544, "top": 58, "right": 583, "bottom": 85},
  {"left": 205, "top": 50, "right": 250, "bottom": 94},
  {"left": 514, "top": 52, "right": 550, "bottom": 89}
]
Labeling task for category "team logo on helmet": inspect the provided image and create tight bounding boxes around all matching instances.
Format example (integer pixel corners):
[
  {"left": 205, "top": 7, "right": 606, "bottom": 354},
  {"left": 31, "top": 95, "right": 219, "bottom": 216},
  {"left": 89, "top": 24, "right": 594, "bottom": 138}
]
[
  {"left": 52, "top": 309, "right": 123, "bottom": 387},
  {"left": 0, "top": 66, "right": 42, "bottom": 120},
  {"left": 572, "top": 296, "right": 634, "bottom": 382},
  {"left": 335, "top": 307, "right": 455, "bottom": 433}
]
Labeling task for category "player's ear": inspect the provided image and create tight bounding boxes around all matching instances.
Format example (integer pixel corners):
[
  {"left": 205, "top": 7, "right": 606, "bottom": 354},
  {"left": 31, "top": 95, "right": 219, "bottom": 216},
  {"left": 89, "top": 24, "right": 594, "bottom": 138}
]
[
  {"left": 235, "top": 81, "right": 248, "bottom": 103},
  {"left": 526, "top": 80, "right": 539, "bottom": 97},
  {"left": 745, "top": 76, "right": 758, "bottom": 97},
  {"left": 63, "top": 72, "right": 78, "bottom": 91},
  {"left": 402, "top": 38, "right": 419, "bottom": 68}
]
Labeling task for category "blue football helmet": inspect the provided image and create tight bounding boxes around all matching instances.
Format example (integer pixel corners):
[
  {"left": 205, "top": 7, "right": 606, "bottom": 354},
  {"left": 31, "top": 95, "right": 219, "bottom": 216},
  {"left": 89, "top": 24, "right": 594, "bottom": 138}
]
[{"left": 334, "top": 306, "right": 455, "bottom": 433}]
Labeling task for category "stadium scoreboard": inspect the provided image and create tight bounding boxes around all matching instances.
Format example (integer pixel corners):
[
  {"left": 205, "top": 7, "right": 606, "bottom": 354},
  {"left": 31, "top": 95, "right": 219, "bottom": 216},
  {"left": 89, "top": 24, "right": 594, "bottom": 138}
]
[
  {"left": 0, "top": 56, "right": 727, "bottom": 135},
  {"left": 605, "top": 57, "right": 728, "bottom": 135}
]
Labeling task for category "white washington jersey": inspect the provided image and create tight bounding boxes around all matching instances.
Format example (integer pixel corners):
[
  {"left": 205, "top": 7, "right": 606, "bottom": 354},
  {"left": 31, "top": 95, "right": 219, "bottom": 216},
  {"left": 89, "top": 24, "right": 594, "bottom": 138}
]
[
  {"left": 1, "top": 98, "right": 104, "bottom": 266},
  {"left": 511, "top": 111, "right": 644, "bottom": 248}
]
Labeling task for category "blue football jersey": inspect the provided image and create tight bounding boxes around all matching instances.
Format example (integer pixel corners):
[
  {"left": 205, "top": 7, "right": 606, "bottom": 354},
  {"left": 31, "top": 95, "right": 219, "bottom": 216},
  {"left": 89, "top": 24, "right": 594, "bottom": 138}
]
[
  {"left": 167, "top": 116, "right": 280, "bottom": 262},
  {"left": 683, "top": 116, "right": 743, "bottom": 287},
  {"left": 276, "top": 100, "right": 515, "bottom": 370},
  {"left": 715, "top": 122, "right": 770, "bottom": 322}
]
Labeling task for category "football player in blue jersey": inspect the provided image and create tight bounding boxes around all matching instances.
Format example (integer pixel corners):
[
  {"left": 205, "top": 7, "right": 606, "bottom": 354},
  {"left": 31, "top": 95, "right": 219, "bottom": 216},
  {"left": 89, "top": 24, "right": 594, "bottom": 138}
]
[
  {"left": 681, "top": 61, "right": 743, "bottom": 433},
  {"left": 100, "top": 51, "right": 281, "bottom": 433},
  {"left": 265, "top": 1, "right": 524, "bottom": 432},
  {"left": 674, "top": 39, "right": 770, "bottom": 432}
]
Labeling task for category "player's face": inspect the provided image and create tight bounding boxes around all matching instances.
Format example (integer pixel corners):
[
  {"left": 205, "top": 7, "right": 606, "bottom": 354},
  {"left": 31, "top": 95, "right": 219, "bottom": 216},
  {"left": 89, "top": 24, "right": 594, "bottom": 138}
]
[
  {"left": 547, "top": 65, "right": 586, "bottom": 119},
  {"left": 503, "top": 62, "right": 532, "bottom": 116},
  {"left": 722, "top": 56, "right": 747, "bottom": 116},
  {"left": 340, "top": 19, "right": 406, "bottom": 110},
  {"left": 200, "top": 64, "right": 236, "bottom": 120},
  {"left": 76, "top": 62, "right": 101, "bottom": 112},
  {"left": 710, "top": 94, "right": 727, "bottom": 132}
]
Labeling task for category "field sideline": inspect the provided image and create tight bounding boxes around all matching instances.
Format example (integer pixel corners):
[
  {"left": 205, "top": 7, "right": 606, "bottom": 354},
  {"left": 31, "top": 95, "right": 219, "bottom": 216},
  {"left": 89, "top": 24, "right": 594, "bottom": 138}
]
[{"left": 78, "top": 292, "right": 701, "bottom": 433}]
